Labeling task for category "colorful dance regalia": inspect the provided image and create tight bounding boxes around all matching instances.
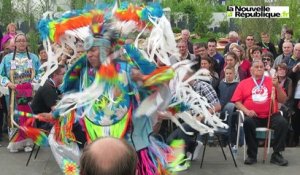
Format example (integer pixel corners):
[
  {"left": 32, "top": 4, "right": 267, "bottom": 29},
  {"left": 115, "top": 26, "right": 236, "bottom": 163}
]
[
  {"left": 48, "top": 43, "right": 178, "bottom": 174},
  {"left": 35, "top": 3, "right": 227, "bottom": 174},
  {"left": 0, "top": 51, "right": 40, "bottom": 151}
]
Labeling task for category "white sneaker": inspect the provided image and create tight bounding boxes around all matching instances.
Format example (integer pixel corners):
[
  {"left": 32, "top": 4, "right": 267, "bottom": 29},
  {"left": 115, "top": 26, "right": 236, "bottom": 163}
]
[
  {"left": 9, "top": 148, "right": 19, "bottom": 153},
  {"left": 188, "top": 141, "right": 203, "bottom": 160},
  {"left": 24, "top": 146, "right": 33, "bottom": 152},
  {"left": 170, "top": 161, "right": 190, "bottom": 172}
]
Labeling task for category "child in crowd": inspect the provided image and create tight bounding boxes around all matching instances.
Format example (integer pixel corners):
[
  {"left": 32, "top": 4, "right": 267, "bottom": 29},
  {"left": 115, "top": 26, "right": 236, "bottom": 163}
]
[
  {"left": 251, "top": 46, "right": 263, "bottom": 61},
  {"left": 218, "top": 66, "right": 240, "bottom": 146}
]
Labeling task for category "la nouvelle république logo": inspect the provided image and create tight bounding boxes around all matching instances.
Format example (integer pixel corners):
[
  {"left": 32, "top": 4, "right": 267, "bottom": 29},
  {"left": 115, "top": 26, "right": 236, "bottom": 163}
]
[{"left": 227, "top": 6, "right": 289, "bottom": 18}]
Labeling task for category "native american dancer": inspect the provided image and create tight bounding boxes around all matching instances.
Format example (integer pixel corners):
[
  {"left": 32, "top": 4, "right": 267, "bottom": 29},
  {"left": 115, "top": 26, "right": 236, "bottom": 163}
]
[
  {"left": 0, "top": 33, "right": 41, "bottom": 152},
  {"left": 24, "top": 2, "right": 227, "bottom": 175}
]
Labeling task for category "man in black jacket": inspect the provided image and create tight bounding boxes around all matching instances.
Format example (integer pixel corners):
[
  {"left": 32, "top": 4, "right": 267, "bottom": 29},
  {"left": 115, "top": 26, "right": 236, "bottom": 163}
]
[
  {"left": 31, "top": 65, "right": 66, "bottom": 130},
  {"left": 257, "top": 32, "right": 277, "bottom": 58}
]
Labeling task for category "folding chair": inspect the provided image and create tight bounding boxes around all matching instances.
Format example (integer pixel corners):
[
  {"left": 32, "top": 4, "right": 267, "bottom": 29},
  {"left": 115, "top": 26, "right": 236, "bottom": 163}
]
[
  {"left": 200, "top": 128, "right": 237, "bottom": 168},
  {"left": 26, "top": 144, "right": 41, "bottom": 166},
  {"left": 25, "top": 111, "right": 50, "bottom": 166},
  {"left": 190, "top": 131, "right": 201, "bottom": 161},
  {"left": 25, "top": 122, "right": 45, "bottom": 167},
  {"left": 25, "top": 103, "right": 42, "bottom": 167},
  {"left": 236, "top": 110, "right": 246, "bottom": 160},
  {"left": 236, "top": 110, "right": 274, "bottom": 162}
]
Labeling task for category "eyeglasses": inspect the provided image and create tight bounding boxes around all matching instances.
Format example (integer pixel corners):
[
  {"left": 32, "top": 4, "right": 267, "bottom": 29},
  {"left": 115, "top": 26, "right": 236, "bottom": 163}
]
[
  {"left": 56, "top": 72, "right": 65, "bottom": 76},
  {"left": 246, "top": 38, "right": 254, "bottom": 41},
  {"left": 254, "top": 66, "right": 264, "bottom": 69},
  {"left": 262, "top": 58, "right": 271, "bottom": 61},
  {"left": 15, "top": 40, "right": 27, "bottom": 43},
  {"left": 232, "top": 49, "right": 241, "bottom": 52}
]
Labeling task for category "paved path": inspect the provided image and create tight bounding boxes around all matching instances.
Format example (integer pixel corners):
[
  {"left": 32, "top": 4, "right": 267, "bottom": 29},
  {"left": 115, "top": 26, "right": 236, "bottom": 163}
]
[
  {"left": 0, "top": 138, "right": 299, "bottom": 175},
  {"left": 180, "top": 145, "right": 300, "bottom": 175}
]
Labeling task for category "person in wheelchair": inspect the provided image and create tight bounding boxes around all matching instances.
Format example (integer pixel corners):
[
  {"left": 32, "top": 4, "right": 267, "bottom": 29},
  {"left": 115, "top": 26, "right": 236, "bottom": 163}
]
[{"left": 231, "top": 60, "right": 288, "bottom": 166}]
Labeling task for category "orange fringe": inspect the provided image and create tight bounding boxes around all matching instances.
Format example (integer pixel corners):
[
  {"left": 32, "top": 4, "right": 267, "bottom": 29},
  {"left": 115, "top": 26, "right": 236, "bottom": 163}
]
[
  {"left": 143, "top": 66, "right": 171, "bottom": 80},
  {"left": 54, "top": 12, "right": 104, "bottom": 42},
  {"left": 98, "top": 63, "right": 118, "bottom": 80},
  {"left": 114, "top": 5, "right": 147, "bottom": 29},
  {"left": 120, "top": 105, "right": 132, "bottom": 138}
]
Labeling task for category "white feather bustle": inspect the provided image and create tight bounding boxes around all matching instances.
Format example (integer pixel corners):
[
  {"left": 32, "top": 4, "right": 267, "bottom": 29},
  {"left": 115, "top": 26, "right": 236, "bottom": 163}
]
[{"left": 169, "top": 60, "right": 228, "bottom": 135}]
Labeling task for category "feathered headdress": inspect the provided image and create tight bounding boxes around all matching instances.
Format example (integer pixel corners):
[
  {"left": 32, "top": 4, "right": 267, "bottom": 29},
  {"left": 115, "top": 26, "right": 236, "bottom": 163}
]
[
  {"left": 37, "top": 2, "right": 178, "bottom": 85},
  {"left": 36, "top": 2, "right": 178, "bottom": 116}
]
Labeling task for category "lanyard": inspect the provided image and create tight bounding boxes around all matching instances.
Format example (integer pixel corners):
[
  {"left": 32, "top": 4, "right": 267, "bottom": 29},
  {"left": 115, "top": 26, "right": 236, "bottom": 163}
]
[
  {"left": 252, "top": 75, "right": 265, "bottom": 89},
  {"left": 49, "top": 78, "right": 56, "bottom": 87},
  {"left": 262, "top": 42, "right": 269, "bottom": 49}
]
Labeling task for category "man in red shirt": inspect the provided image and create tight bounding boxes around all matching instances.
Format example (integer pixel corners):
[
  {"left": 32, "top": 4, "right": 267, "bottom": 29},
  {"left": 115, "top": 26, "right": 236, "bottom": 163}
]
[{"left": 231, "top": 60, "right": 288, "bottom": 166}]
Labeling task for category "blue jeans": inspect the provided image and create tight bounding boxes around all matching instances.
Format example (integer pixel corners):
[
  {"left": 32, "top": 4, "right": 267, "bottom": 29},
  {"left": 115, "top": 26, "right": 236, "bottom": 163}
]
[
  {"left": 221, "top": 102, "right": 244, "bottom": 146},
  {"left": 167, "top": 123, "right": 198, "bottom": 154}
]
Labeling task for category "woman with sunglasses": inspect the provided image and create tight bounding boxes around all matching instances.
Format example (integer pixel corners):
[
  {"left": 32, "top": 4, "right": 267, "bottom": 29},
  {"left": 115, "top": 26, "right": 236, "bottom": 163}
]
[{"left": 262, "top": 51, "right": 276, "bottom": 77}]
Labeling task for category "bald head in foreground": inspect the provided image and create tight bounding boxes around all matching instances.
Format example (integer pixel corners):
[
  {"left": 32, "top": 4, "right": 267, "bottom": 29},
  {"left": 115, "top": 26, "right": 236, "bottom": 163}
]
[{"left": 80, "top": 137, "right": 137, "bottom": 175}]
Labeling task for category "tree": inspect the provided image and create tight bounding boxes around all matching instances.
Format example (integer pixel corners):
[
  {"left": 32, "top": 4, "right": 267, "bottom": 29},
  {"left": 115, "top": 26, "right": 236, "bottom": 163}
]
[
  {"left": 14, "top": 0, "right": 38, "bottom": 25},
  {"left": 276, "top": 0, "right": 300, "bottom": 39},
  {"left": 11, "top": 0, "right": 42, "bottom": 54},
  {"left": 162, "top": 0, "right": 213, "bottom": 34},
  {"left": 0, "top": 0, "right": 14, "bottom": 28},
  {"left": 225, "top": 0, "right": 300, "bottom": 42},
  {"left": 38, "top": 0, "right": 57, "bottom": 12},
  {"left": 71, "top": 0, "right": 86, "bottom": 10},
  {"left": 27, "top": 29, "right": 40, "bottom": 54}
]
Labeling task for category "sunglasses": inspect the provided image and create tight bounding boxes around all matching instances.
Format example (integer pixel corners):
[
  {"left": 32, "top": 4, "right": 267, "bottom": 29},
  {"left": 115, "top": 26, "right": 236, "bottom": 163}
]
[
  {"left": 15, "top": 40, "right": 27, "bottom": 43},
  {"left": 262, "top": 58, "right": 271, "bottom": 61},
  {"left": 246, "top": 38, "right": 254, "bottom": 41}
]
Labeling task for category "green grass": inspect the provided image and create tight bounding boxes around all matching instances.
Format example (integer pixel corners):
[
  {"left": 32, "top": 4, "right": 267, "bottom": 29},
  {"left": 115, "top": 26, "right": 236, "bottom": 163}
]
[{"left": 192, "top": 37, "right": 209, "bottom": 43}]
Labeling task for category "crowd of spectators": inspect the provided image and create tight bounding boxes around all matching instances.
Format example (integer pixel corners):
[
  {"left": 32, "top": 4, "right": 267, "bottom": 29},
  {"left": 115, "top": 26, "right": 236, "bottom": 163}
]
[
  {"left": 174, "top": 28, "right": 300, "bottom": 148},
  {"left": 154, "top": 28, "right": 300, "bottom": 169}
]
